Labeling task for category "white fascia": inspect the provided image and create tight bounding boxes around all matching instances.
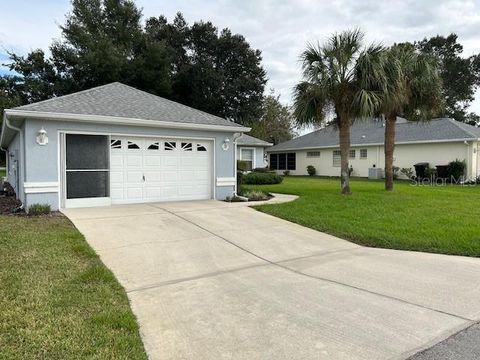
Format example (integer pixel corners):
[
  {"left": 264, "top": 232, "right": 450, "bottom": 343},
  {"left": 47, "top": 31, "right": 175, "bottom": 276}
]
[
  {"left": 267, "top": 138, "right": 480, "bottom": 152},
  {"left": 4, "top": 109, "right": 251, "bottom": 133}
]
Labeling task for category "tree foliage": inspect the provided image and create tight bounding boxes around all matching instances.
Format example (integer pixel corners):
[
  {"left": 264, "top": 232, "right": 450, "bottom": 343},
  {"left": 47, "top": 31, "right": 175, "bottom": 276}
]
[
  {"left": 413, "top": 34, "right": 480, "bottom": 124},
  {"left": 249, "top": 92, "right": 296, "bottom": 145},
  {"left": 0, "top": 1, "right": 266, "bottom": 125},
  {"left": 368, "top": 44, "right": 443, "bottom": 191},
  {"left": 293, "top": 29, "right": 383, "bottom": 194}
]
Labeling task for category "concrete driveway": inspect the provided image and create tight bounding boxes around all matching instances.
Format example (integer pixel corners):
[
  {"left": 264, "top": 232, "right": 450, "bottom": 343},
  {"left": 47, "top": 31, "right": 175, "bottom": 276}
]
[{"left": 63, "top": 200, "right": 480, "bottom": 360}]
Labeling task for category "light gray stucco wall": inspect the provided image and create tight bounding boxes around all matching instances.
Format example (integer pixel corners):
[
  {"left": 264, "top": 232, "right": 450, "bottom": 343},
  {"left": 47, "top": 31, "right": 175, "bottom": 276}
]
[
  {"left": 237, "top": 145, "right": 267, "bottom": 168},
  {"left": 23, "top": 118, "right": 238, "bottom": 210}
]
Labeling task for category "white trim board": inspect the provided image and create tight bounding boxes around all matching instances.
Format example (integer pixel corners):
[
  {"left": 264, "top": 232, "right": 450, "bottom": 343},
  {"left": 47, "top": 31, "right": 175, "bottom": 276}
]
[
  {"left": 24, "top": 182, "right": 59, "bottom": 194},
  {"left": 217, "top": 177, "right": 235, "bottom": 186}
]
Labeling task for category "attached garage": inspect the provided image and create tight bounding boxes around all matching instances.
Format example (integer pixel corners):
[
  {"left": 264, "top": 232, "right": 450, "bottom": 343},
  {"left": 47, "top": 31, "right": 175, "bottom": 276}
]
[{"left": 1, "top": 82, "right": 249, "bottom": 211}]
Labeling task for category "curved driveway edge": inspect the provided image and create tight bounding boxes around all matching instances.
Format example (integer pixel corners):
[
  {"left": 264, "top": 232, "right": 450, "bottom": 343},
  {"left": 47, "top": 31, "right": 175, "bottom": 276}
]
[{"left": 63, "top": 200, "right": 480, "bottom": 360}]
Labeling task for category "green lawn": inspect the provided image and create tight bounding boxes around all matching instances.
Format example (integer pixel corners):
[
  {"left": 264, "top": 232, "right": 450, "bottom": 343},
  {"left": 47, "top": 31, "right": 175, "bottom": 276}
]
[
  {"left": 0, "top": 215, "right": 147, "bottom": 359},
  {"left": 245, "top": 176, "right": 480, "bottom": 257}
]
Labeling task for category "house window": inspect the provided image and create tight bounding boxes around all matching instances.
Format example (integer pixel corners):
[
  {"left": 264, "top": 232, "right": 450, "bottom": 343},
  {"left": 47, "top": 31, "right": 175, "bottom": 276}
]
[
  {"left": 269, "top": 153, "right": 296, "bottom": 170},
  {"left": 197, "top": 144, "right": 207, "bottom": 152},
  {"left": 306, "top": 151, "right": 320, "bottom": 158},
  {"left": 270, "top": 153, "right": 278, "bottom": 170},
  {"left": 333, "top": 150, "right": 341, "bottom": 167},
  {"left": 360, "top": 149, "right": 368, "bottom": 159},
  {"left": 349, "top": 149, "right": 356, "bottom": 159},
  {"left": 164, "top": 141, "right": 176, "bottom": 151},
  {"left": 240, "top": 148, "right": 254, "bottom": 171}
]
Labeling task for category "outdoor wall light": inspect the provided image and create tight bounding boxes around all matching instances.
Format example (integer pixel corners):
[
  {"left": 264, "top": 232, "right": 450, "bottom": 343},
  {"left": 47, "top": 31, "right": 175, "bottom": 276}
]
[
  {"left": 36, "top": 127, "right": 48, "bottom": 146},
  {"left": 222, "top": 137, "right": 230, "bottom": 151}
]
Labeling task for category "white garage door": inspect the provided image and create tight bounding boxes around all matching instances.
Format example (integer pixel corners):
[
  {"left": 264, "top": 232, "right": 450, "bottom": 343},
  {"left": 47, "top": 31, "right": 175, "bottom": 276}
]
[{"left": 110, "top": 137, "right": 213, "bottom": 204}]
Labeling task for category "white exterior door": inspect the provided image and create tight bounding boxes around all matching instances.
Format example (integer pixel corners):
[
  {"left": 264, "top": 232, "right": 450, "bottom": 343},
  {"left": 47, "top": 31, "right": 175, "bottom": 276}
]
[{"left": 110, "top": 137, "right": 213, "bottom": 204}]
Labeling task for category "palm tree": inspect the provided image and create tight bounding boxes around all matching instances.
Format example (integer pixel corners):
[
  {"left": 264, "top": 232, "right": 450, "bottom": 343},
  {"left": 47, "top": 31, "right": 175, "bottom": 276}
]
[
  {"left": 377, "top": 44, "right": 443, "bottom": 191},
  {"left": 293, "top": 29, "right": 383, "bottom": 195}
]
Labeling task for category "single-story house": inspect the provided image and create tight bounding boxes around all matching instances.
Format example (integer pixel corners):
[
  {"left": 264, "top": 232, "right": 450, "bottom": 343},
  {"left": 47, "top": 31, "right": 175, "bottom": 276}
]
[
  {"left": 236, "top": 134, "right": 272, "bottom": 170},
  {"left": 0, "top": 82, "right": 252, "bottom": 210},
  {"left": 267, "top": 118, "right": 480, "bottom": 179}
]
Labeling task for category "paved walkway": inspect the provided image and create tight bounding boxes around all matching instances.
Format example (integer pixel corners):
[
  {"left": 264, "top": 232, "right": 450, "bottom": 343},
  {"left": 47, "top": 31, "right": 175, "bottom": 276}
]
[{"left": 63, "top": 199, "right": 480, "bottom": 360}]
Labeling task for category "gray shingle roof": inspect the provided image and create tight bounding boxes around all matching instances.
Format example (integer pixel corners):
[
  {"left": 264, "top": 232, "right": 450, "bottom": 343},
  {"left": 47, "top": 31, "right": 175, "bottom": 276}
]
[
  {"left": 269, "top": 118, "right": 480, "bottom": 152},
  {"left": 14, "top": 82, "right": 242, "bottom": 128},
  {"left": 237, "top": 134, "right": 272, "bottom": 147}
]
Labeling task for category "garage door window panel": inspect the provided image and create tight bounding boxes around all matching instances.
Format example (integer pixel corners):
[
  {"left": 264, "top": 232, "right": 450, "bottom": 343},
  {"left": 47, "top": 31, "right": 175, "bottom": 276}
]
[
  {"left": 128, "top": 141, "right": 140, "bottom": 149},
  {"left": 165, "top": 142, "right": 176, "bottom": 151},
  {"left": 181, "top": 142, "right": 193, "bottom": 151},
  {"left": 147, "top": 142, "right": 160, "bottom": 150}
]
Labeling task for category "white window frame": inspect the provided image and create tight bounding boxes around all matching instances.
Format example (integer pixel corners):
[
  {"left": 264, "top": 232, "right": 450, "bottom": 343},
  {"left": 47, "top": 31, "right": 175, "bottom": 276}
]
[
  {"left": 306, "top": 151, "right": 320, "bottom": 158},
  {"left": 360, "top": 149, "right": 368, "bottom": 159},
  {"left": 240, "top": 147, "right": 256, "bottom": 171},
  {"left": 349, "top": 149, "right": 356, "bottom": 159},
  {"left": 332, "top": 150, "right": 341, "bottom": 167}
]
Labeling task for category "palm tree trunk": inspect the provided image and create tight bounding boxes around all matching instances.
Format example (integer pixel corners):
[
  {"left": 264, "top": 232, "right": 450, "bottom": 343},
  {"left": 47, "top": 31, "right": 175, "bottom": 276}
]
[
  {"left": 384, "top": 114, "right": 396, "bottom": 191},
  {"left": 339, "top": 121, "right": 352, "bottom": 195}
]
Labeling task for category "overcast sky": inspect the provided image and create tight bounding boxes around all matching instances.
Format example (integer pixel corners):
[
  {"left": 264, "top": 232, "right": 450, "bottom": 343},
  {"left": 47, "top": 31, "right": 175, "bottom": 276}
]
[{"left": 1, "top": 0, "right": 480, "bottom": 113}]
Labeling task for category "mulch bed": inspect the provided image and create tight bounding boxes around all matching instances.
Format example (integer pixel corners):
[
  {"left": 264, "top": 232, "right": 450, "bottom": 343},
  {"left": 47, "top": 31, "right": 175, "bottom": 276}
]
[{"left": 0, "top": 182, "right": 22, "bottom": 214}]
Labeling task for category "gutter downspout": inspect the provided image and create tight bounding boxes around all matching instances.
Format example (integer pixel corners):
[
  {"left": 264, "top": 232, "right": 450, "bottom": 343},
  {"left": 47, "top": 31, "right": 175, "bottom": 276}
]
[
  {"left": 233, "top": 132, "right": 244, "bottom": 196},
  {"left": 4, "top": 114, "right": 24, "bottom": 210}
]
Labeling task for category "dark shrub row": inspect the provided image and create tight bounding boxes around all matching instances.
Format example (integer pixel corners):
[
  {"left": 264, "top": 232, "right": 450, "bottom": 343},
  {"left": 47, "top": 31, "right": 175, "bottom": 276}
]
[{"left": 243, "top": 172, "right": 283, "bottom": 185}]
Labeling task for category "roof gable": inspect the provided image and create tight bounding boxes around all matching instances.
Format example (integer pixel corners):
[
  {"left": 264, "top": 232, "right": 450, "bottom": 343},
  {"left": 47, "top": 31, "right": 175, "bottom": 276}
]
[
  {"left": 237, "top": 134, "right": 272, "bottom": 147},
  {"left": 13, "top": 82, "right": 240, "bottom": 128}
]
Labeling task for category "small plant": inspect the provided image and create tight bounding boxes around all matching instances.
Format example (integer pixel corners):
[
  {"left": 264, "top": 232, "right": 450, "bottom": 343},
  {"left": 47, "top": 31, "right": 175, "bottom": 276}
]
[
  {"left": 283, "top": 170, "right": 290, "bottom": 176},
  {"left": 447, "top": 159, "right": 466, "bottom": 181},
  {"left": 28, "top": 203, "right": 51, "bottom": 215},
  {"left": 243, "top": 190, "right": 270, "bottom": 201},
  {"left": 400, "top": 167, "right": 414, "bottom": 179},
  {"left": 306, "top": 165, "right": 316, "bottom": 176},
  {"left": 393, "top": 166, "right": 400, "bottom": 180},
  {"left": 243, "top": 172, "right": 283, "bottom": 185}
]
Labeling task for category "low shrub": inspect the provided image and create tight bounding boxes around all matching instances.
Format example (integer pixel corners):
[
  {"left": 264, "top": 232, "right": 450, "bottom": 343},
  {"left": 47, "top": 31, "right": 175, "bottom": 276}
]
[
  {"left": 236, "top": 171, "right": 244, "bottom": 190},
  {"left": 424, "top": 167, "right": 437, "bottom": 178},
  {"left": 242, "top": 190, "right": 270, "bottom": 201},
  {"left": 448, "top": 159, "right": 466, "bottom": 181},
  {"left": 283, "top": 170, "right": 290, "bottom": 176},
  {"left": 28, "top": 203, "right": 51, "bottom": 215},
  {"left": 400, "top": 167, "right": 414, "bottom": 179},
  {"left": 252, "top": 167, "right": 272, "bottom": 173},
  {"left": 306, "top": 165, "right": 316, "bottom": 176},
  {"left": 243, "top": 172, "right": 283, "bottom": 185},
  {"left": 393, "top": 166, "right": 400, "bottom": 179}
]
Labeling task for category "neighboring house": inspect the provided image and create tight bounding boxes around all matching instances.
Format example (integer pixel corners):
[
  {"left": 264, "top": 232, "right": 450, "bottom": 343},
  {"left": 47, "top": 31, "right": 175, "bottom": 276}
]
[
  {"left": 267, "top": 118, "right": 480, "bottom": 178},
  {"left": 236, "top": 134, "right": 272, "bottom": 170},
  {"left": 0, "top": 82, "right": 250, "bottom": 210}
]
